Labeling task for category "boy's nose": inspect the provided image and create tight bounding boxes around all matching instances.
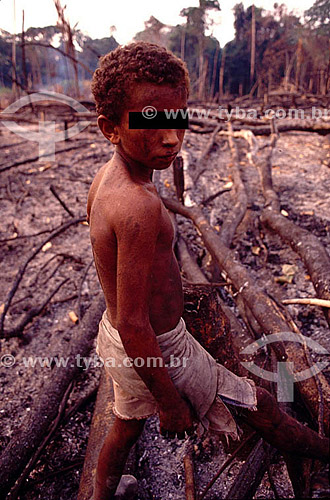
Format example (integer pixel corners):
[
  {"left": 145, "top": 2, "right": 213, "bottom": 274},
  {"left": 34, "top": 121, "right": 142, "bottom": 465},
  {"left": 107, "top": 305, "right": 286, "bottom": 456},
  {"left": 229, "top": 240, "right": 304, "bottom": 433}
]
[{"left": 161, "top": 129, "right": 180, "bottom": 147}]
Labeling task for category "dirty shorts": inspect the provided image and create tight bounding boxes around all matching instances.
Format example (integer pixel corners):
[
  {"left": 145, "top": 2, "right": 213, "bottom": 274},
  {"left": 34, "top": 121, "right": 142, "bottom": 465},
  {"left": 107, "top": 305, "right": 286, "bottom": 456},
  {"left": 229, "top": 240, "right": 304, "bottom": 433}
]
[{"left": 96, "top": 311, "right": 257, "bottom": 440}]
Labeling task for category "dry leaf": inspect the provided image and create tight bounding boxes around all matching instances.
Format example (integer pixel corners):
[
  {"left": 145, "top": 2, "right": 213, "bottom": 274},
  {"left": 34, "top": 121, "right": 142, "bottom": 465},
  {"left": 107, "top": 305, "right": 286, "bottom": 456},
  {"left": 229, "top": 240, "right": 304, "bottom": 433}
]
[
  {"left": 275, "top": 275, "right": 294, "bottom": 284},
  {"left": 282, "top": 264, "right": 298, "bottom": 276},
  {"left": 69, "top": 311, "right": 79, "bottom": 324},
  {"left": 252, "top": 246, "right": 261, "bottom": 255},
  {"left": 281, "top": 209, "right": 289, "bottom": 217},
  {"left": 301, "top": 210, "right": 314, "bottom": 216},
  {"left": 42, "top": 242, "right": 52, "bottom": 252}
]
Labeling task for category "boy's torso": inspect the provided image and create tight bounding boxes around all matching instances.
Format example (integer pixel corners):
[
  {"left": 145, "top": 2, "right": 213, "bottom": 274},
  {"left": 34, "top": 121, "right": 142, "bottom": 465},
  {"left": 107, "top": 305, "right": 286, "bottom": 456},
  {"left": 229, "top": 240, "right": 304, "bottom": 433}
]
[{"left": 87, "top": 151, "right": 184, "bottom": 335}]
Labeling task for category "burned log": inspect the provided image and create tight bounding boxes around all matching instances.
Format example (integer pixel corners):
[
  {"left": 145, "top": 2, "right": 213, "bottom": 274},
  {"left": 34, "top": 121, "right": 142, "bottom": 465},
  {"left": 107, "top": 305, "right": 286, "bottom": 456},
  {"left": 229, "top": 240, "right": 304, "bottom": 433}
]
[
  {"left": 257, "top": 133, "right": 330, "bottom": 327},
  {"left": 162, "top": 196, "right": 330, "bottom": 435},
  {"left": 0, "top": 294, "right": 105, "bottom": 497},
  {"left": 224, "top": 440, "right": 277, "bottom": 500},
  {"left": 189, "top": 117, "right": 330, "bottom": 136}
]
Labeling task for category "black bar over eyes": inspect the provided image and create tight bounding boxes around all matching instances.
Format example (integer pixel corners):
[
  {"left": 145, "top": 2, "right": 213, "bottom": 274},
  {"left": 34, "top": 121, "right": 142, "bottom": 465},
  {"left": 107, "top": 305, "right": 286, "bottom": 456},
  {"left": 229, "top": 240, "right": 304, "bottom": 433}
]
[{"left": 129, "top": 111, "right": 189, "bottom": 130}]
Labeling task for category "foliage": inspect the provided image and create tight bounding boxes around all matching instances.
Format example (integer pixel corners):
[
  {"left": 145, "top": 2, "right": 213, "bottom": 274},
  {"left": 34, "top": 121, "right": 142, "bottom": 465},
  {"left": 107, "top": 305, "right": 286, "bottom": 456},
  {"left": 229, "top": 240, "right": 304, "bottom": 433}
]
[
  {"left": 0, "top": 25, "right": 118, "bottom": 94},
  {"left": 1, "top": 1, "right": 329, "bottom": 99},
  {"left": 305, "top": 0, "right": 330, "bottom": 35}
]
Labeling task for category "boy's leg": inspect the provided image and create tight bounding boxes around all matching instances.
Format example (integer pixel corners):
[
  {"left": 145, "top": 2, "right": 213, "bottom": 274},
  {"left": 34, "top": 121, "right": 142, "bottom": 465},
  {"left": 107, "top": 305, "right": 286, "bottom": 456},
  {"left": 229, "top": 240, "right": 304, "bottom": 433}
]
[
  {"left": 93, "top": 416, "right": 146, "bottom": 500},
  {"left": 239, "top": 387, "right": 329, "bottom": 461}
]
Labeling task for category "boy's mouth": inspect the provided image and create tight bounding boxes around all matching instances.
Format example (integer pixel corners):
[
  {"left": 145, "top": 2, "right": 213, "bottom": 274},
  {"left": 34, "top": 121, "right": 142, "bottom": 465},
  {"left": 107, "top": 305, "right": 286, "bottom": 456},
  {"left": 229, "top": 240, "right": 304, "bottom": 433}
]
[{"left": 158, "top": 152, "right": 178, "bottom": 160}]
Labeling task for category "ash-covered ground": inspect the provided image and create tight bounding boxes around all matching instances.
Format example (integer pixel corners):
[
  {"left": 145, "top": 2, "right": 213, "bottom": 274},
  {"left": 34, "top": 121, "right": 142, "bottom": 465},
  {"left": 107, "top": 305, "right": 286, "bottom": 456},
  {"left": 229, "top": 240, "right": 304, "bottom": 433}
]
[{"left": 0, "top": 115, "right": 329, "bottom": 499}]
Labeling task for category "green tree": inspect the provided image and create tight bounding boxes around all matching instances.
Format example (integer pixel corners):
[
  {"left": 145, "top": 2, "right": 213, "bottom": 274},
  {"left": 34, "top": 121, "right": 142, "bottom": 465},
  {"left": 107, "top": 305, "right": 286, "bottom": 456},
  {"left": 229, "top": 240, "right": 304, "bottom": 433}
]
[{"left": 305, "top": 0, "right": 330, "bottom": 35}]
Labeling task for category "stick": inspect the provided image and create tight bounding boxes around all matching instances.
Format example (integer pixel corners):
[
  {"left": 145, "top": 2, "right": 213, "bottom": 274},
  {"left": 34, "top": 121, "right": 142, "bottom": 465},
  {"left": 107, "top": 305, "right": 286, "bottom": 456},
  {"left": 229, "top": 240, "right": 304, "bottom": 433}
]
[
  {"left": 0, "top": 143, "right": 92, "bottom": 173},
  {"left": 197, "top": 432, "right": 256, "bottom": 500},
  {"left": 7, "top": 381, "right": 74, "bottom": 500},
  {"left": 283, "top": 298, "right": 330, "bottom": 308},
  {"left": 50, "top": 184, "right": 75, "bottom": 217},
  {"left": 77, "top": 259, "right": 94, "bottom": 321},
  {"left": 161, "top": 196, "right": 330, "bottom": 434},
  {"left": 0, "top": 294, "right": 106, "bottom": 497},
  {"left": 184, "top": 452, "right": 196, "bottom": 500},
  {"left": 4, "top": 278, "right": 69, "bottom": 338},
  {"left": 0, "top": 216, "right": 85, "bottom": 335}
]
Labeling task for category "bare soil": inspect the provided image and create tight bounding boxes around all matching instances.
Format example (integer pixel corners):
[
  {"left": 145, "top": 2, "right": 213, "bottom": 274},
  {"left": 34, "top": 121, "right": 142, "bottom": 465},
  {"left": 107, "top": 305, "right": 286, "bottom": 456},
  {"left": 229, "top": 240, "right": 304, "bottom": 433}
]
[{"left": 0, "top": 113, "right": 329, "bottom": 499}]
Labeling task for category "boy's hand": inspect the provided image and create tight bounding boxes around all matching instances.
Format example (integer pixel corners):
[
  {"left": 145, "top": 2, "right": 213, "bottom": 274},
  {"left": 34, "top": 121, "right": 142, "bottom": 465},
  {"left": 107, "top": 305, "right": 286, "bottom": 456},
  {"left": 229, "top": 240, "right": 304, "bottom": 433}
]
[{"left": 158, "top": 399, "right": 195, "bottom": 440}]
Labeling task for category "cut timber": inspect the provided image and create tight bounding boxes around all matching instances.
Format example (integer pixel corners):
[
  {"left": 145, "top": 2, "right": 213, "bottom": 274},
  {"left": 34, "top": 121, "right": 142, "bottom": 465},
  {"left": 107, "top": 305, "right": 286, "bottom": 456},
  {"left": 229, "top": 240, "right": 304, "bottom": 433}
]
[
  {"left": 162, "top": 196, "right": 330, "bottom": 435},
  {"left": 0, "top": 294, "right": 105, "bottom": 497}
]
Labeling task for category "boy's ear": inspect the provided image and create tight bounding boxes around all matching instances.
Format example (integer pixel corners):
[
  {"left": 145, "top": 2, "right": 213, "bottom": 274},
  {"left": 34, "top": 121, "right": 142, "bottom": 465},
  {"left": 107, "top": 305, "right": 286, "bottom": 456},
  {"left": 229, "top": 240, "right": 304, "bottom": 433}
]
[{"left": 97, "top": 115, "right": 120, "bottom": 144}]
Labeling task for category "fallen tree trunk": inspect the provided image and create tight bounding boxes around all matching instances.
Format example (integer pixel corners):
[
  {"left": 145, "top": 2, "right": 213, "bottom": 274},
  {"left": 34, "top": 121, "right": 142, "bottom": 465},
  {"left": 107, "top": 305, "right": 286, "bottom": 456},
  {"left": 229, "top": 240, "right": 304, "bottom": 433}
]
[
  {"left": 224, "top": 440, "right": 277, "bottom": 499},
  {"left": 257, "top": 138, "right": 330, "bottom": 327},
  {"left": 0, "top": 294, "right": 105, "bottom": 497},
  {"left": 189, "top": 117, "right": 330, "bottom": 136},
  {"left": 177, "top": 223, "right": 310, "bottom": 498},
  {"left": 162, "top": 196, "right": 330, "bottom": 435},
  {"left": 77, "top": 369, "right": 138, "bottom": 500},
  {"left": 218, "top": 123, "right": 248, "bottom": 247}
]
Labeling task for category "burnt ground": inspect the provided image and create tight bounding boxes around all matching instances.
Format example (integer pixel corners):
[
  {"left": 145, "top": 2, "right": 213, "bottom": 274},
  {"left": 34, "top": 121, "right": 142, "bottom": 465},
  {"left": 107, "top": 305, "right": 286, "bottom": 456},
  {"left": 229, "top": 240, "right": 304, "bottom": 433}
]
[{"left": 0, "top": 113, "right": 329, "bottom": 499}]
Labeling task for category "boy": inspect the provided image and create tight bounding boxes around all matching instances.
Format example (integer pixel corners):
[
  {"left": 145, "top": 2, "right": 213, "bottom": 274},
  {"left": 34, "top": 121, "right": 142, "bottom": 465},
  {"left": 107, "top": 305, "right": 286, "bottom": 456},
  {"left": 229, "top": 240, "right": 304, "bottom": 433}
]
[{"left": 88, "top": 42, "right": 328, "bottom": 499}]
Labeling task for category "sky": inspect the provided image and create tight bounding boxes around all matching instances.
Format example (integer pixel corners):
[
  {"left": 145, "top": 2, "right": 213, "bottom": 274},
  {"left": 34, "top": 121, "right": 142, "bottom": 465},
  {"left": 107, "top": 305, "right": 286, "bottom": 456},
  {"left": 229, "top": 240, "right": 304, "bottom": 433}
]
[{"left": 0, "top": 0, "right": 315, "bottom": 47}]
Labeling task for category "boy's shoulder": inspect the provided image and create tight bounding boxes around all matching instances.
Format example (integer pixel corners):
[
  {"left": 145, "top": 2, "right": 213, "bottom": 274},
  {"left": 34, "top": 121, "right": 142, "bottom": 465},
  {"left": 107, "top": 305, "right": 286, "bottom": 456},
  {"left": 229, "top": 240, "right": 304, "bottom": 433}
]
[{"left": 88, "top": 163, "right": 162, "bottom": 238}]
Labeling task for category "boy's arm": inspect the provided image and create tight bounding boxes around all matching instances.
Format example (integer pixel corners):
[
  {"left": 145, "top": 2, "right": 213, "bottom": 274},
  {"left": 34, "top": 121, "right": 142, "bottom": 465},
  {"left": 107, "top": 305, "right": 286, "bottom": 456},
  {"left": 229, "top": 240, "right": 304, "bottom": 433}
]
[{"left": 113, "top": 193, "right": 193, "bottom": 436}]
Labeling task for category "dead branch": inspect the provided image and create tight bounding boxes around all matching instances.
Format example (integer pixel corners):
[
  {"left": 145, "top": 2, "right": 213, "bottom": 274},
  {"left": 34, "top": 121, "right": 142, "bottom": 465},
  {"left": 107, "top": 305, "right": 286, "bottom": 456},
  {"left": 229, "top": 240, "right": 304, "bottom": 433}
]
[
  {"left": 0, "top": 293, "right": 105, "bottom": 497},
  {"left": 20, "top": 41, "right": 93, "bottom": 75},
  {"left": 255, "top": 124, "right": 330, "bottom": 327},
  {"left": 77, "top": 259, "right": 94, "bottom": 321},
  {"left": 176, "top": 238, "right": 305, "bottom": 495},
  {"left": 162, "top": 196, "right": 330, "bottom": 434},
  {"left": 189, "top": 117, "right": 330, "bottom": 136},
  {"left": 0, "top": 142, "right": 92, "bottom": 173},
  {"left": 201, "top": 187, "right": 231, "bottom": 206},
  {"left": 224, "top": 440, "right": 277, "bottom": 500},
  {"left": 7, "top": 381, "right": 74, "bottom": 500},
  {"left": 197, "top": 432, "right": 257, "bottom": 500},
  {"left": 0, "top": 216, "right": 86, "bottom": 336},
  {"left": 4, "top": 278, "right": 69, "bottom": 338},
  {"left": 173, "top": 156, "right": 185, "bottom": 203},
  {"left": 184, "top": 453, "right": 196, "bottom": 500},
  {"left": 218, "top": 123, "right": 248, "bottom": 247},
  {"left": 283, "top": 298, "right": 330, "bottom": 308},
  {"left": 50, "top": 184, "right": 75, "bottom": 217},
  {"left": 199, "top": 123, "right": 222, "bottom": 164}
]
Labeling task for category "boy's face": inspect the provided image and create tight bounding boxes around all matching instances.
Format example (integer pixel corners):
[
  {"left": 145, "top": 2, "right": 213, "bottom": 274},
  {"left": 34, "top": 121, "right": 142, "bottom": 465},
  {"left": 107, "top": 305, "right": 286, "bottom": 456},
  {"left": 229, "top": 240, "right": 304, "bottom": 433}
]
[{"left": 109, "top": 82, "right": 187, "bottom": 170}]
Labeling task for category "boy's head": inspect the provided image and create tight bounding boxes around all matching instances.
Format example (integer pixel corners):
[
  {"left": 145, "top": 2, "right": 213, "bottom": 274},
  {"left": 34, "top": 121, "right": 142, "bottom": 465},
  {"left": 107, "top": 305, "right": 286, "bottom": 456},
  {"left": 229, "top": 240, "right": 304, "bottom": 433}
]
[{"left": 91, "top": 41, "right": 190, "bottom": 125}]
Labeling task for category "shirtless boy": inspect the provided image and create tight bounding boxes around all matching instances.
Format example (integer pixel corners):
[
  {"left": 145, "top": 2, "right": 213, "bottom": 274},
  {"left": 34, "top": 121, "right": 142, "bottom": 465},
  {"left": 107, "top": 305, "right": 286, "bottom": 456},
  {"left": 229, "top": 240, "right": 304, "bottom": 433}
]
[{"left": 88, "top": 42, "right": 329, "bottom": 500}]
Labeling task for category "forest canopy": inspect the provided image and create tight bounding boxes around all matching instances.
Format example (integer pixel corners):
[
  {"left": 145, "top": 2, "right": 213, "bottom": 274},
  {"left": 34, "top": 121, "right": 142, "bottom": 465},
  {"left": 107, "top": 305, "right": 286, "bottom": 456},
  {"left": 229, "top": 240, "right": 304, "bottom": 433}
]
[{"left": 1, "top": 0, "right": 329, "bottom": 99}]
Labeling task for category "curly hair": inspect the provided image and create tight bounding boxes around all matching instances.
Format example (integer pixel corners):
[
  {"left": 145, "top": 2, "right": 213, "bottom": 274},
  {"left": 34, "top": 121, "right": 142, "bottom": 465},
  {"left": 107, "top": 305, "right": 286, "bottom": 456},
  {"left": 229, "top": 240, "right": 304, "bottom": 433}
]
[{"left": 91, "top": 42, "right": 190, "bottom": 123}]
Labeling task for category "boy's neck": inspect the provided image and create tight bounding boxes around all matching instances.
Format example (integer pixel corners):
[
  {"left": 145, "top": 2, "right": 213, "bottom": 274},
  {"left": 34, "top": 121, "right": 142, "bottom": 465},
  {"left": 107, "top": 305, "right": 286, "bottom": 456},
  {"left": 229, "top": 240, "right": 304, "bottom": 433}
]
[{"left": 115, "top": 145, "right": 153, "bottom": 183}]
